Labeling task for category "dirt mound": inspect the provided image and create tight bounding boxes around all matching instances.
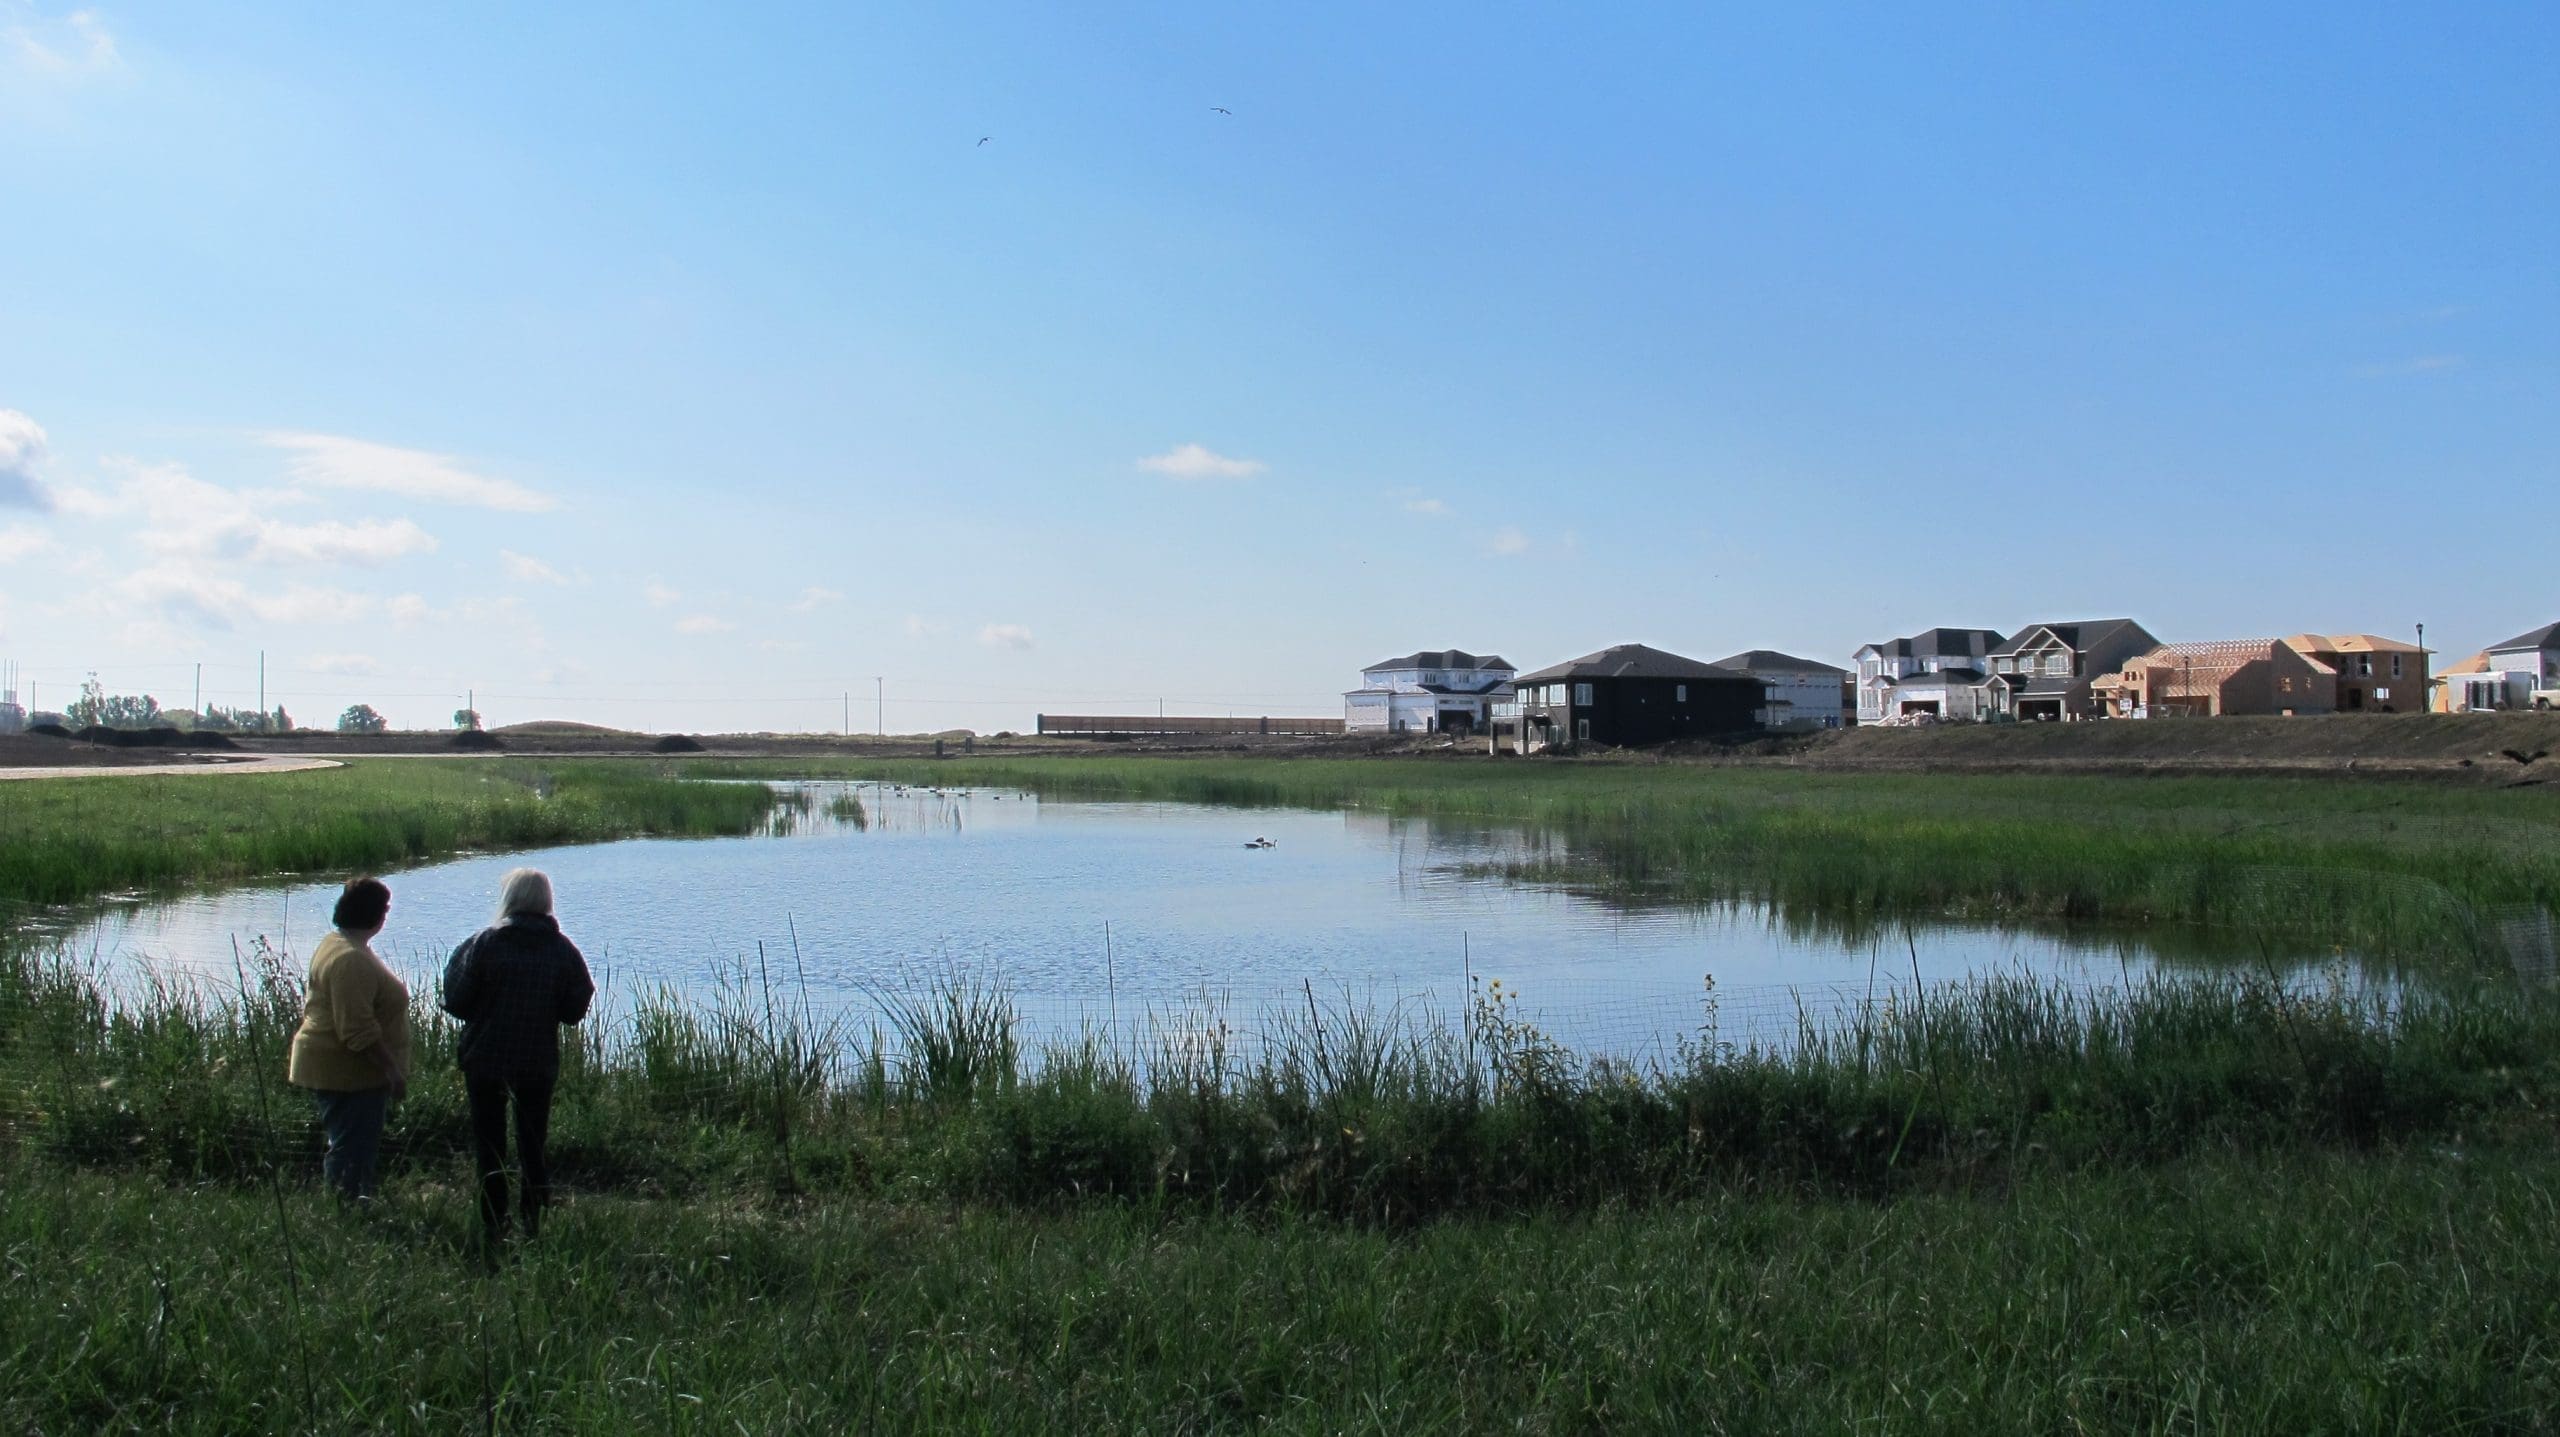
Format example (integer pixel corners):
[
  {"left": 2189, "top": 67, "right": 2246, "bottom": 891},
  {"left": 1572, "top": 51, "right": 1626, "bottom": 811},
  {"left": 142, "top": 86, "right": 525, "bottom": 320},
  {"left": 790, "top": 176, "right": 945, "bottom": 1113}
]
[
  {"left": 27, "top": 722, "right": 72, "bottom": 739},
  {"left": 448, "top": 729, "right": 507, "bottom": 751},
  {"left": 649, "top": 734, "right": 704, "bottom": 753},
  {"left": 492, "top": 720, "right": 637, "bottom": 738}
]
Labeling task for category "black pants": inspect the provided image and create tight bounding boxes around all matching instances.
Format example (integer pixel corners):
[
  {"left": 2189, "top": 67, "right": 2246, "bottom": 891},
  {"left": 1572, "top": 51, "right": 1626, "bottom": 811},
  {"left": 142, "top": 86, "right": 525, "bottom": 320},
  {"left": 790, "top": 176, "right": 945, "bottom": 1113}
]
[{"left": 466, "top": 1071, "right": 556, "bottom": 1237}]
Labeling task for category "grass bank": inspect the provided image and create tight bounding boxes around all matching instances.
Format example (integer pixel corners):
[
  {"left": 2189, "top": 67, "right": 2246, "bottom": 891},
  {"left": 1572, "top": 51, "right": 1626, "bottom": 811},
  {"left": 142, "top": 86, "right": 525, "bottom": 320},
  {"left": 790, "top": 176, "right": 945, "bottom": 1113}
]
[
  {"left": 0, "top": 760, "right": 780, "bottom": 913},
  {"left": 10, "top": 941, "right": 2553, "bottom": 1216},
  {"left": 694, "top": 756, "right": 2560, "bottom": 961},
  {"left": 9, "top": 1145, "right": 2555, "bottom": 1433}
]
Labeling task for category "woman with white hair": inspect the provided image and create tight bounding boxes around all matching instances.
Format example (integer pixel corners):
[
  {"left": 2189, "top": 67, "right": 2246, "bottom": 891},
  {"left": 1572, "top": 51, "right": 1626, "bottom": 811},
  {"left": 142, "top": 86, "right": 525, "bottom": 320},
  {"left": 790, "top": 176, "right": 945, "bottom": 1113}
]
[{"left": 439, "top": 866, "right": 594, "bottom": 1242}]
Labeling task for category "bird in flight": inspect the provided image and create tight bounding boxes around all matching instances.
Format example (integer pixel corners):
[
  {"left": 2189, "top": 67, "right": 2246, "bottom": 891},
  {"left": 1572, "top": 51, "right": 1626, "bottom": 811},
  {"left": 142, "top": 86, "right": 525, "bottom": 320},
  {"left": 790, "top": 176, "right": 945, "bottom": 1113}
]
[
  {"left": 1211, "top": 106, "right": 1232, "bottom": 115},
  {"left": 977, "top": 136, "right": 991, "bottom": 146}
]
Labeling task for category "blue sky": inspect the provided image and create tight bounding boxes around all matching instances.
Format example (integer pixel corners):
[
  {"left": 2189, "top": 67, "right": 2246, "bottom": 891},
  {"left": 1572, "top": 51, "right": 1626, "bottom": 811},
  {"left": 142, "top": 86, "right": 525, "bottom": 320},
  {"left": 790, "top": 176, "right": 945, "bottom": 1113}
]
[{"left": 2, "top": 3, "right": 2552, "bottom": 732}]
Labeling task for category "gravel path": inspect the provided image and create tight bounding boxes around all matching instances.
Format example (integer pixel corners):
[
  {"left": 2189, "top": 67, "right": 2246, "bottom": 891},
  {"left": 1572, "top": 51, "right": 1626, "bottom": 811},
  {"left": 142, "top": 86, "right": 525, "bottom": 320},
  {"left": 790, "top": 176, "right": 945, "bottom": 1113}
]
[{"left": 0, "top": 755, "right": 345, "bottom": 781}]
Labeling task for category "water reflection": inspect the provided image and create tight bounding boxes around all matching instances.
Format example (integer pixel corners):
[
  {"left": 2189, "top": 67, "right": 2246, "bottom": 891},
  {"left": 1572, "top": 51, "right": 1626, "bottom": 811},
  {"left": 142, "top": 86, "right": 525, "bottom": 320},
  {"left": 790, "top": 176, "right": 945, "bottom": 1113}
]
[{"left": 49, "top": 782, "right": 2334, "bottom": 1058}]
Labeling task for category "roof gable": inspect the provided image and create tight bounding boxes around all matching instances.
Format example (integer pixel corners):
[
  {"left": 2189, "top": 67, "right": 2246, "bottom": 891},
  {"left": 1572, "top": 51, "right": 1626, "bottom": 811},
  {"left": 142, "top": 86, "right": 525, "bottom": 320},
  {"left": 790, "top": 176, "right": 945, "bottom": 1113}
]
[
  {"left": 2488, "top": 622, "right": 2560, "bottom": 654},
  {"left": 1711, "top": 649, "right": 1849, "bottom": 675},
  {"left": 1514, "top": 643, "right": 1755, "bottom": 684},
  {"left": 1361, "top": 649, "right": 1516, "bottom": 674}
]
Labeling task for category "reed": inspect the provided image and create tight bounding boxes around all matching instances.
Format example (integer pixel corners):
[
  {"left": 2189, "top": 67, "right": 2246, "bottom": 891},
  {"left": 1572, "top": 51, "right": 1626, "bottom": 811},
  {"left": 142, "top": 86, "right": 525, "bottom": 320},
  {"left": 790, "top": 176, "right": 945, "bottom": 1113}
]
[{"left": 694, "top": 756, "right": 2560, "bottom": 961}]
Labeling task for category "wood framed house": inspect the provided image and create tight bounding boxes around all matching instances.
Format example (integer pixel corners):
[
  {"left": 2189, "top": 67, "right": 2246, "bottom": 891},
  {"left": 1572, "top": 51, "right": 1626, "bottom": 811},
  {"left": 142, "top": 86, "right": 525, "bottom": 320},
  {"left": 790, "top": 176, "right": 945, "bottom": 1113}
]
[
  {"left": 1977, "top": 619, "right": 2159, "bottom": 721},
  {"left": 1343, "top": 649, "right": 1516, "bottom": 735},
  {"left": 1710, "top": 650, "right": 1850, "bottom": 730},
  {"left": 1508, "top": 644, "right": 1764, "bottom": 750},
  {"left": 2283, "top": 634, "right": 2428, "bottom": 714},
  {"left": 1851, "top": 628, "right": 2005, "bottom": 724},
  {"left": 2091, "top": 638, "right": 2340, "bottom": 718}
]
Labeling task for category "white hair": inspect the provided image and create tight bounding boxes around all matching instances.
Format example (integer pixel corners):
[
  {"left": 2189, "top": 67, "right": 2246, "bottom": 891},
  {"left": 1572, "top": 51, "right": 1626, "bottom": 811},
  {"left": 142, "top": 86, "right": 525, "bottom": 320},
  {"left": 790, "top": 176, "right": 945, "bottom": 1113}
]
[{"left": 496, "top": 867, "right": 553, "bottom": 920}]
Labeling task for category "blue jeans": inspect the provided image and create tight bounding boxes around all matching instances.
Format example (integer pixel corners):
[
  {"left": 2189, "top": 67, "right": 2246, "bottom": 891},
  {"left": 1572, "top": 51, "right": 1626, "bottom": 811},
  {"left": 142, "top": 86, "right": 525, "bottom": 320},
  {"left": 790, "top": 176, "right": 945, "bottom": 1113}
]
[{"left": 313, "top": 1088, "right": 390, "bottom": 1201}]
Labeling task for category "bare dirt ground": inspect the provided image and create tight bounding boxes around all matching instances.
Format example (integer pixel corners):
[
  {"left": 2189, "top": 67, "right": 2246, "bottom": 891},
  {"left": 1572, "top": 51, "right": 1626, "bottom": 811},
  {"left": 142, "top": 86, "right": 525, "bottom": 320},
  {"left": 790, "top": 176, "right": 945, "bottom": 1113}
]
[{"left": 5, "top": 712, "right": 2556, "bottom": 785}]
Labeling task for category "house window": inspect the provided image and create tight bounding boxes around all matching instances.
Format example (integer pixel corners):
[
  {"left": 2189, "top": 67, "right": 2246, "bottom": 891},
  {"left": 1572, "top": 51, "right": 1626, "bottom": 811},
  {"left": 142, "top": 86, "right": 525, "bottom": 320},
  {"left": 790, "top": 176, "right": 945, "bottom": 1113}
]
[
  {"left": 1576, "top": 718, "right": 1591, "bottom": 742},
  {"left": 1675, "top": 684, "right": 1687, "bottom": 703},
  {"left": 2281, "top": 677, "right": 2292, "bottom": 693},
  {"left": 2357, "top": 656, "right": 2373, "bottom": 677},
  {"left": 1574, "top": 683, "right": 1593, "bottom": 706},
  {"left": 2391, "top": 655, "right": 2403, "bottom": 679}
]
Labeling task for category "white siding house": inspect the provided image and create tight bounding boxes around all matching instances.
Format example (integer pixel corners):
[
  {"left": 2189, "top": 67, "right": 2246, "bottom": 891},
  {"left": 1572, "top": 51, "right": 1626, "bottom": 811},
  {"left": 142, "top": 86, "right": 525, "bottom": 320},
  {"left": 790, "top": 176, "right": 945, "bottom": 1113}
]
[
  {"left": 1344, "top": 649, "right": 1517, "bottom": 734},
  {"left": 1851, "top": 628, "right": 2006, "bottom": 724},
  {"left": 1711, "top": 650, "right": 1849, "bottom": 730}
]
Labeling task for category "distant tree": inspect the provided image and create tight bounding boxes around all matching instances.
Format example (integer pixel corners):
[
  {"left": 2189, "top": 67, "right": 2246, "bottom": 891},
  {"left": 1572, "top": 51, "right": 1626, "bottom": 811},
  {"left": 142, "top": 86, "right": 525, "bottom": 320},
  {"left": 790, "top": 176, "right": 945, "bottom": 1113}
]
[
  {"left": 337, "top": 704, "right": 388, "bottom": 735},
  {"left": 272, "top": 705, "right": 294, "bottom": 733},
  {"left": 66, "top": 673, "right": 163, "bottom": 729},
  {"left": 453, "top": 708, "right": 483, "bottom": 731}
]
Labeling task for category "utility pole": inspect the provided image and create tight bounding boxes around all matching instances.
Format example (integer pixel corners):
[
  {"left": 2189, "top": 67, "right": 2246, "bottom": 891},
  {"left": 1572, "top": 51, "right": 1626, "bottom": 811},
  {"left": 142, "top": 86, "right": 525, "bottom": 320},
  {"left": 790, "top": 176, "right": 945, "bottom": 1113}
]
[
  {"left": 193, "top": 662, "right": 201, "bottom": 720},
  {"left": 875, "top": 676, "right": 883, "bottom": 737},
  {"left": 843, "top": 691, "right": 850, "bottom": 737},
  {"left": 258, "top": 651, "right": 265, "bottom": 720}
]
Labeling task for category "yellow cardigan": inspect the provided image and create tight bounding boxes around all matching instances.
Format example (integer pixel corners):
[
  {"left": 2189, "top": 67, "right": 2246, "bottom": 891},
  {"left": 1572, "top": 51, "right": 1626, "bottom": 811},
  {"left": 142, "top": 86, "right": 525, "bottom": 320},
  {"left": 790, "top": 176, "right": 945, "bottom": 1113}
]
[{"left": 286, "top": 931, "right": 412, "bottom": 1093}]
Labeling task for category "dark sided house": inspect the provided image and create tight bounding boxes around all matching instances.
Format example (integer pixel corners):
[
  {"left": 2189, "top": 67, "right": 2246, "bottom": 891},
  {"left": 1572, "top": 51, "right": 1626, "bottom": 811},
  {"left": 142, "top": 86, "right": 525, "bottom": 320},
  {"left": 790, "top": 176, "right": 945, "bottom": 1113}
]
[{"left": 1507, "top": 644, "right": 1765, "bottom": 750}]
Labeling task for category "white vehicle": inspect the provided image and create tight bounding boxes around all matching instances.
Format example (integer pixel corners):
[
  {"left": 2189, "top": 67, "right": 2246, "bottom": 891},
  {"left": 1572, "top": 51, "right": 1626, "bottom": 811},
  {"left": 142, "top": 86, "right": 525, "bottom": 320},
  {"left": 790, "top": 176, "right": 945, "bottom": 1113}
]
[{"left": 2535, "top": 687, "right": 2559, "bottom": 711}]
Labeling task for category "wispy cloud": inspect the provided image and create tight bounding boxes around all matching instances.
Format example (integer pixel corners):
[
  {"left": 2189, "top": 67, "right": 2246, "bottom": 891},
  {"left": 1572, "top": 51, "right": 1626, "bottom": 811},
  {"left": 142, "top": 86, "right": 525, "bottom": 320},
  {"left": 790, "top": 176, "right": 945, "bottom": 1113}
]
[
  {"left": 1139, "top": 443, "right": 1265, "bottom": 481},
  {"left": 904, "top": 614, "right": 948, "bottom": 640},
  {"left": 0, "top": 522, "right": 51, "bottom": 561},
  {"left": 1403, "top": 497, "right": 1450, "bottom": 517},
  {"left": 978, "top": 622, "right": 1034, "bottom": 650},
  {"left": 258, "top": 431, "right": 558, "bottom": 512},
  {"left": 74, "top": 458, "right": 440, "bottom": 566},
  {"left": 2354, "top": 354, "right": 2465, "bottom": 379},
  {"left": 0, "top": 409, "right": 52, "bottom": 510},
  {"left": 5, "top": 5, "right": 119, "bottom": 79},
  {"left": 1487, "top": 526, "right": 1530, "bottom": 557},
  {"left": 644, "top": 580, "right": 681, "bottom": 608},
  {"left": 117, "top": 562, "right": 379, "bottom": 632},
  {"left": 500, "top": 549, "right": 570, "bottom": 585},
  {"left": 304, "top": 653, "right": 384, "bottom": 677},
  {"left": 788, "top": 585, "right": 844, "bottom": 612},
  {"left": 675, "top": 614, "right": 734, "bottom": 636}
]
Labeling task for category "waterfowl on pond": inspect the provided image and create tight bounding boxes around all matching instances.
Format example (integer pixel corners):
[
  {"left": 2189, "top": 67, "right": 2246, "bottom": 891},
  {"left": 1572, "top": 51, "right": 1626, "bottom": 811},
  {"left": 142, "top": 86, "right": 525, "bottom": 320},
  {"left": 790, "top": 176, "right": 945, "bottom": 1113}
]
[{"left": 1244, "top": 836, "right": 1276, "bottom": 849}]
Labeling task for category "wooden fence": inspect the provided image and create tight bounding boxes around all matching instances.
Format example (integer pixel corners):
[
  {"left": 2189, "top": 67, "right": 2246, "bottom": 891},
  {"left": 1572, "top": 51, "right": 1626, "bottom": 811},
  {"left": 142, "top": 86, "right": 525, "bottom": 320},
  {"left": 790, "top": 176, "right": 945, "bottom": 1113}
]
[{"left": 1036, "top": 715, "right": 1347, "bottom": 737}]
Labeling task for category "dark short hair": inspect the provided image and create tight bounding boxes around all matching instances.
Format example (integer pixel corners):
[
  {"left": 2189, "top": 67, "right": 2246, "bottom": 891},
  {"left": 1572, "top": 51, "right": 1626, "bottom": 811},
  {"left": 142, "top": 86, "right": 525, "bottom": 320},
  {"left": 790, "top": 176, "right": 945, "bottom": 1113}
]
[{"left": 333, "top": 876, "right": 391, "bottom": 932}]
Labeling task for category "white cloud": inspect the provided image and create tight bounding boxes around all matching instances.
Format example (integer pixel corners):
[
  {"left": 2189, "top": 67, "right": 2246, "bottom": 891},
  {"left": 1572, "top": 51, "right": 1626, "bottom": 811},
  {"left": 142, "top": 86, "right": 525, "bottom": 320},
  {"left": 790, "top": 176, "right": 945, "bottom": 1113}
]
[
  {"left": 2354, "top": 354, "right": 2465, "bottom": 379},
  {"left": 757, "top": 638, "right": 806, "bottom": 654},
  {"left": 92, "top": 459, "right": 438, "bottom": 567},
  {"left": 386, "top": 592, "right": 524, "bottom": 629},
  {"left": 501, "top": 549, "right": 570, "bottom": 585},
  {"left": 1487, "top": 526, "right": 1531, "bottom": 557},
  {"left": 675, "top": 614, "right": 734, "bottom": 636},
  {"left": 388, "top": 593, "right": 431, "bottom": 625},
  {"left": 978, "top": 622, "right": 1034, "bottom": 650},
  {"left": 304, "top": 653, "right": 384, "bottom": 677},
  {"left": 1138, "top": 443, "right": 1265, "bottom": 481},
  {"left": 115, "top": 562, "right": 378, "bottom": 632},
  {"left": 5, "top": 5, "right": 118, "bottom": 78},
  {"left": 1403, "top": 497, "right": 1450, "bottom": 517},
  {"left": 0, "top": 409, "right": 52, "bottom": 510},
  {"left": 644, "top": 580, "right": 682, "bottom": 608},
  {"left": 787, "top": 585, "right": 844, "bottom": 612},
  {"left": 903, "top": 614, "right": 948, "bottom": 640},
  {"left": 0, "top": 521, "right": 50, "bottom": 562},
  {"left": 258, "top": 431, "right": 558, "bottom": 512}
]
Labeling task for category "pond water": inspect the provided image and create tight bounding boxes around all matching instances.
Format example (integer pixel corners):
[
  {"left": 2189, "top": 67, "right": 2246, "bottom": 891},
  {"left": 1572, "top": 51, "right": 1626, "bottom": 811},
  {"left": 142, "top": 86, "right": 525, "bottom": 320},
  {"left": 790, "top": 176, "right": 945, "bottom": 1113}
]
[{"left": 59, "top": 782, "right": 2242, "bottom": 1060}]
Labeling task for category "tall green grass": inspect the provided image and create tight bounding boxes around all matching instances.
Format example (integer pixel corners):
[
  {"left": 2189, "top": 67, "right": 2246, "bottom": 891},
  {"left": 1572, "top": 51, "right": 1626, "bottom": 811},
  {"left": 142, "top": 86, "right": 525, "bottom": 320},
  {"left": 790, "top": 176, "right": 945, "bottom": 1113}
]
[
  {"left": 9, "top": 941, "right": 2552, "bottom": 1215},
  {"left": 0, "top": 760, "right": 780, "bottom": 912},
  {"left": 697, "top": 756, "right": 2560, "bottom": 960},
  {"left": 8, "top": 1146, "right": 2556, "bottom": 1433}
]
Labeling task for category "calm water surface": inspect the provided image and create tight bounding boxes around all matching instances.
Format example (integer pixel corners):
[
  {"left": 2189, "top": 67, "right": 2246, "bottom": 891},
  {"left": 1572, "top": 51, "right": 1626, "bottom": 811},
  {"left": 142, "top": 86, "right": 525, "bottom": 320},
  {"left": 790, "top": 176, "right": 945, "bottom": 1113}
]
[{"left": 63, "top": 783, "right": 2208, "bottom": 1056}]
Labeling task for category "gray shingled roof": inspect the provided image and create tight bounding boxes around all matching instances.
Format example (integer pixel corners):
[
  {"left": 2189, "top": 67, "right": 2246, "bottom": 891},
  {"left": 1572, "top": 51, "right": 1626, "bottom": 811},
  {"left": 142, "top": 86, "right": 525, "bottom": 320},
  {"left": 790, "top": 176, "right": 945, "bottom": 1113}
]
[
  {"left": 1361, "top": 649, "right": 1515, "bottom": 674},
  {"left": 1514, "top": 643, "right": 1754, "bottom": 685},
  {"left": 1861, "top": 627, "right": 2006, "bottom": 661},
  {"left": 1711, "top": 649, "right": 1849, "bottom": 676},
  {"left": 1990, "top": 619, "right": 2145, "bottom": 659},
  {"left": 2488, "top": 622, "right": 2560, "bottom": 653}
]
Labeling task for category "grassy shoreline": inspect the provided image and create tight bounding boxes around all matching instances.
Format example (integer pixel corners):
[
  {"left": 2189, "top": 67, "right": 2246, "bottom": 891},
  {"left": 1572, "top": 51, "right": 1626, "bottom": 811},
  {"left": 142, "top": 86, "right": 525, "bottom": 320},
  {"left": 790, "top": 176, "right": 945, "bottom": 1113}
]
[
  {"left": 690, "top": 756, "right": 2560, "bottom": 962},
  {"left": 0, "top": 759, "right": 779, "bottom": 913}
]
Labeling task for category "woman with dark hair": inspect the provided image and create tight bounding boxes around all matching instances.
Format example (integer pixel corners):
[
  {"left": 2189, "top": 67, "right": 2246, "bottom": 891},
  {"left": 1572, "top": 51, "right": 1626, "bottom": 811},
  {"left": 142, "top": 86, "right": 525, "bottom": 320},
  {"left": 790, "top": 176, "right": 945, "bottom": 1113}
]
[
  {"left": 286, "top": 876, "right": 410, "bottom": 1203},
  {"left": 441, "top": 867, "right": 594, "bottom": 1241}
]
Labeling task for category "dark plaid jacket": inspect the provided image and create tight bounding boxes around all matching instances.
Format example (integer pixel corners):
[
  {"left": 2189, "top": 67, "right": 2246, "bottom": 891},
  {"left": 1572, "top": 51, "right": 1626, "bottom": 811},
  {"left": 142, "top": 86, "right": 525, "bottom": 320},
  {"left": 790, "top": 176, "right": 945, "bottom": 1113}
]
[{"left": 440, "top": 914, "right": 595, "bottom": 1081}]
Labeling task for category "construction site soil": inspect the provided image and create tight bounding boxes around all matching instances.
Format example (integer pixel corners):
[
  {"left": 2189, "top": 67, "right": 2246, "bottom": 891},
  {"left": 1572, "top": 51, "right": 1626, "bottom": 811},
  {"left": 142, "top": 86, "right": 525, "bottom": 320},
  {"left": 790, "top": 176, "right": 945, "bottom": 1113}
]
[{"left": 2, "top": 711, "right": 2555, "bottom": 784}]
